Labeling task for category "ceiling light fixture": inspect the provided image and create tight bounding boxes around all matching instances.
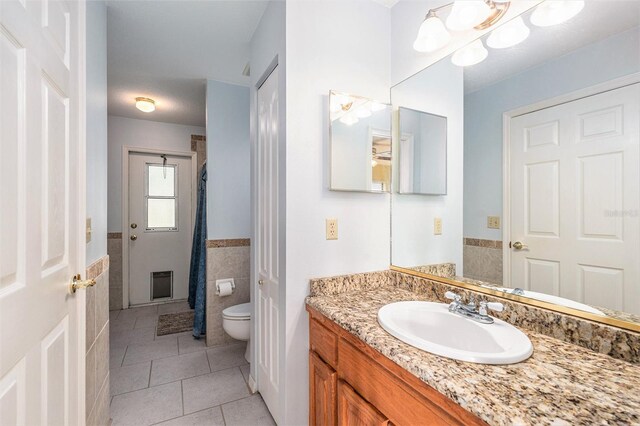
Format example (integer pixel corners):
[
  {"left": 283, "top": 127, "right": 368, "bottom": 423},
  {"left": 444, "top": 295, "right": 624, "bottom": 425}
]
[
  {"left": 413, "top": 10, "right": 451, "bottom": 53},
  {"left": 530, "top": 0, "right": 585, "bottom": 27},
  {"left": 135, "top": 97, "right": 155, "bottom": 113},
  {"left": 451, "top": 39, "right": 488, "bottom": 66},
  {"left": 446, "top": 1, "right": 492, "bottom": 31},
  {"left": 487, "top": 16, "right": 530, "bottom": 49}
]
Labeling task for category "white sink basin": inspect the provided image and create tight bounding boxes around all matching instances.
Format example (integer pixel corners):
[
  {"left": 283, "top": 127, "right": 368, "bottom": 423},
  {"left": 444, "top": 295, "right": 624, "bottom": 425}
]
[
  {"left": 492, "top": 287, "right": 605, "bottom": 316},
  {"left": 378, "top": 301, "right": 533, "bottom": 364}
]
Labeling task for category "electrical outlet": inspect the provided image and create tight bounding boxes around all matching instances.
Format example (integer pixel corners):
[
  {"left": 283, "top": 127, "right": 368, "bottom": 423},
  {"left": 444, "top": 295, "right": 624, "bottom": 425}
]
[
  {"left": 326, "top": 218, "right": 338, "bottom": 240},
  {"left": 434, "top": 217, "right": 442, "bottom": 235},
  {"left": 487, "top": 216, "right": 501, "bottom": 229}
]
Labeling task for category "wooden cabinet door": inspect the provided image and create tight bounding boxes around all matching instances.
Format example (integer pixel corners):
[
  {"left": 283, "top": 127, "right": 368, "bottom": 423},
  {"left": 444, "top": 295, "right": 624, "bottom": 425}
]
[
  {"left": 310, "top": 352, "right": 337, "bottom": 426},
  {"left": 338, "top": 380, "right": 389, "bottom": 426}
]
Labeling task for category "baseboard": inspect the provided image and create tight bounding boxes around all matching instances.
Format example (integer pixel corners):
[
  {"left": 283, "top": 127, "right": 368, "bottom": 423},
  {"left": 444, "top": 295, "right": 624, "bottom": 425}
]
[{"left": 248, "top": 375, "right": 258, "bottom": 394}]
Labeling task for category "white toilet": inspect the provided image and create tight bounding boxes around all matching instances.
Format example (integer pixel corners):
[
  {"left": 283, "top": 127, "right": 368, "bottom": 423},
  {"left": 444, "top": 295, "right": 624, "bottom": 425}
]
[{"left": 222, "top": 302, "right": 251, "bottom": 362}]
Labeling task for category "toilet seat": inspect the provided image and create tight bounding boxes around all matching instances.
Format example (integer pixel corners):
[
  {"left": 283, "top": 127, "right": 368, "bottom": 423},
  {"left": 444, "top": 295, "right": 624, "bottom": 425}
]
[{"left": 222, "top": 302, "right": 251, "bottom": 320}]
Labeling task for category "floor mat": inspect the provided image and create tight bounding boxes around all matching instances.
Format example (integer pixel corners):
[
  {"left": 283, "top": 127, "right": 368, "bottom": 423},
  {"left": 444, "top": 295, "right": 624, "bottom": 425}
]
[{"left": 157, "top": 310, "right": 194, "bottom": 336}]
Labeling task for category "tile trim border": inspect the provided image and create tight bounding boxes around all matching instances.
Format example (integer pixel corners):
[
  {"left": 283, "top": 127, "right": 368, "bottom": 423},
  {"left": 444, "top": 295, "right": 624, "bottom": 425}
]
[
  {"left": 206, "top": 239, "right": 251, "bottom": 248},
  {"left": 464, "top": 238, "right": 503, "bottom": 249},
  {"left": 107, "top": 232, "right": 122, "bottom": 239},
  {"left": 86, "top": 255, "right": 110, "bottom": 280}
]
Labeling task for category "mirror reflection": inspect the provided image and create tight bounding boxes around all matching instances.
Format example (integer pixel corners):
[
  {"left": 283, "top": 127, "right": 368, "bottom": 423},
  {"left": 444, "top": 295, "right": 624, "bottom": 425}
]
[
  {"left": 330, "top": 91, "right": 391, "bottom": 192},
  {"left": 392, "top": 1, "right": 640, "bottom": 323},
  {"left": 398, "top": 107, "right": 447, "bottom": 195}
]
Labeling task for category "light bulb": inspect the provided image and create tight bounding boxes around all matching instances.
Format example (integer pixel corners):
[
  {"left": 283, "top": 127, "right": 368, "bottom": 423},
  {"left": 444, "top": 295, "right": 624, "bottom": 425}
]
[
  {"left": 487, "top": 16, "right": 530, "bottom": 49},
  {"left": 340, "top": 113, "right": 358, "bottom": 126},
  {"left": 135, "top": 97, "right": 155, "bottom": 113},
  {"left": 355, "top": 106, "right": 372, "bottom": 118},
  {"left": 371, "top": 159, "right": 378, "bottom": 167},
  {"left": 370, "top": 101, "right": 386, "bottom": 112},
  {"left": 530, "top": 1, "right": 585, "bottom": 27},
  {"left": 330, "top": 93, "right": 352, "bottom": 113},
  {"left": 413, "top": 11, "right": 451, "bottom": 53},
  {"left": 451, "top": 39, "right": 488, "bottom": 67},
  {"left": 446, "top": 1, "right": 492, "bottom": 31}
]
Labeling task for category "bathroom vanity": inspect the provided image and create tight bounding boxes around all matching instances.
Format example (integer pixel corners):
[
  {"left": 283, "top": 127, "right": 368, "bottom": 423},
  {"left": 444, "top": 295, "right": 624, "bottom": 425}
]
[{"left": 306, "top": 271, "right": 640, "bottom": 425}]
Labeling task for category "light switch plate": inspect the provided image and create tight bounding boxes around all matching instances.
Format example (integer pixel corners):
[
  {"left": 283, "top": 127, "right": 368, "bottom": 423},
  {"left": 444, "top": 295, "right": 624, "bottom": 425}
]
[
  {"left": 86, "top": 218, "right": 92, "bottom": 243},
  {"left": 434, "top": 217, "right": 442, "bottom": 235},
  {"left": 326, "top": 218, "right": 338, "bottom": 240},
  {"left": 487, "top": 216, "right": 501, "bottom": 229}
]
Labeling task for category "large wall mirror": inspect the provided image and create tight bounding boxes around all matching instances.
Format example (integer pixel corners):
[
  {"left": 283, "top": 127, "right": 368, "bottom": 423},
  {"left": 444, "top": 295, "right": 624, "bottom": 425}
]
[
  {"left": 330, "top": 91, "right": 392, "bottom": 192},
  {"left": 391, "top": 1, "right": 640, "bottom": 331}
]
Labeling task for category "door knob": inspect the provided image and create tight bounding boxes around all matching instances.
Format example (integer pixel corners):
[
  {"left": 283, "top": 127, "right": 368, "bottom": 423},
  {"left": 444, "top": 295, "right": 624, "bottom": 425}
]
[
  {"left": 70, "top": 274, "right": 96, "bottom": 294},
  {"left": 512, "top": 241, "right": 527, "bottom": 250},
  {"left": 130, "top": 234, "right": 137, "bottom": 241},
  {"left": 258, "top": 280, "right": 264, "bottom": 286},
  {"left": 131, "top": 223, "right": 137, "bottom": 229}
]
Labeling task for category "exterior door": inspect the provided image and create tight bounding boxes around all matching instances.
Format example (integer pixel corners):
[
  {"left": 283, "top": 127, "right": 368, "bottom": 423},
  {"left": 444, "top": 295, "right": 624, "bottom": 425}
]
[
  {"left": 128, "top": 152, "right": 193, "bottom": 306},
  {"left": 510, "top": 84, "right": 640, "bottom": 314},
  {"left": 256, "top": 66, "right": 280, "bottom": 421},
  {"left": 1, "top": 0, "right": 85, "bottom": 424}
]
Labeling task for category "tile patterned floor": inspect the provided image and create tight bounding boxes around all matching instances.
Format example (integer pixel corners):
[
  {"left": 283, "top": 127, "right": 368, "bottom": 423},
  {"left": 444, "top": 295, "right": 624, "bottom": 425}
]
[{"left": 109, "top": 302, "right": 275, "bottom": 426}]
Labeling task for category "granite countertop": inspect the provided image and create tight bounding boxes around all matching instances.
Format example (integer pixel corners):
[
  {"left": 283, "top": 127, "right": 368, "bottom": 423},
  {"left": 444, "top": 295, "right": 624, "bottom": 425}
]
[{"left": 306, "top": 287, "right": 640, "bottom": 426}]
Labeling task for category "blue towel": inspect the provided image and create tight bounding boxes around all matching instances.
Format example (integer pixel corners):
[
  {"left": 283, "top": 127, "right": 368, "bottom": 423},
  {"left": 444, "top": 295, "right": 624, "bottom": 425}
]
[{"left": 189, "top": 163, "right": 207, "bottom": 338}]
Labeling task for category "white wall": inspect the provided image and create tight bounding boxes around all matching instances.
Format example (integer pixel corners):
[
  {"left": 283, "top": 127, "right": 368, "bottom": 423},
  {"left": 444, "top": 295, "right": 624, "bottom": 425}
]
[
  {"left": 206, "top": 80, "right": 251, "bottom": 239},
  {"left": 464, "top": 26, "right": 640, "bottom": 240},
  {"left": 86, "top": 0, "right": 108, "bottom": 265},
  {"left": 391, "top": 58, "right": 464, "bottom": 270},
  {"left": 284, "top": 1, "right": 390, "bottom": 423},
  {"left": 107, "top": 116, "right": 205, "bottom": 231}
]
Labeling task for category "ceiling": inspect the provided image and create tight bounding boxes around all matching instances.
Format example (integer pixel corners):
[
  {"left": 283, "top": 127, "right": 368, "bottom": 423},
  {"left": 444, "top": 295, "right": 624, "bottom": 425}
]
[
  {"left": 106, "top": 0, "right": 269, "bottom": 127},
  {"left": 464, "top": 1, "right": 640, "bottom": 93}
]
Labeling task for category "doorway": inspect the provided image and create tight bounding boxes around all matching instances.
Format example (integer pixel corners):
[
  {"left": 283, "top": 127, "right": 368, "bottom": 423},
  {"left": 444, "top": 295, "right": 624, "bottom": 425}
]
[{"left": 123, "top": 149, "right": 196, "bottom": 307}]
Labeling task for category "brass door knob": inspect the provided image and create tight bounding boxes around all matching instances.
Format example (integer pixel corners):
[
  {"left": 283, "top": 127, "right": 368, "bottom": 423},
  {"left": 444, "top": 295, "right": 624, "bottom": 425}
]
[
  {"left": 70, "top": 274, "right": 96, "bottom": 293},
  {"left": 258, "top": 280, "right": 264, "bottom": 286},
  {"left": 130, "top": 234, "right": 137, "bottom": 241},
  {"left": 512, "top": 241, "right": 527, "bottom": 250}
]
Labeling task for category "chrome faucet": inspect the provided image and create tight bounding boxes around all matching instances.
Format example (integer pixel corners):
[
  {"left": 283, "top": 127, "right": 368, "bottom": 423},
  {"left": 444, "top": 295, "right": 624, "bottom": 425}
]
[
  {"left": 511, "top": 288, "right": 525, "bottom": 296},
  {"left": 444, "top": 291, "right": 504, "bottom": 324}
]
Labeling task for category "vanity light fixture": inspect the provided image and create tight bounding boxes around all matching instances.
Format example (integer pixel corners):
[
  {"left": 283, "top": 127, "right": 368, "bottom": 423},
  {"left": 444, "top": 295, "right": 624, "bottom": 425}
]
[
  {"left": 413, "top": 1, "right": 510, "bottom": 54},
  {"left": 530, "top": 0, "right": 585, "bottom": 27},
  {"left": 135, "top": 97, "right": 155, "bottom": 113},
  {"left": 413, "top": 10, "right": 451, "bottom": 53},
  {"left": 446, "top": 0, "right": 492, "bottom": 31},
  {"left": 451, "top": 39, "right": 488, "bottom": 66},
  {"left": 486, "top": 16, "right": 530, "bottom": 49},
  {"left": 340, "top": 113, "right": 359, "bottom": 126},
  {"left": 371, "top": 101, "right": 387, "bottom": 112},
  {"left": 451, "top": 39, "right": 489, "bottom": 67}
]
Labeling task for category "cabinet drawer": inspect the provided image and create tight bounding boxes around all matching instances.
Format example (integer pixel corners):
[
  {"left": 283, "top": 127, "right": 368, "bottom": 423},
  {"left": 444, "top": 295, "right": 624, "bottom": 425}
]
[
  {"left": 310, "top": 318, "right": 338, "bottom": 368},
  {"left": 339, "top": 339, "right": 464, "bottom": 426}
]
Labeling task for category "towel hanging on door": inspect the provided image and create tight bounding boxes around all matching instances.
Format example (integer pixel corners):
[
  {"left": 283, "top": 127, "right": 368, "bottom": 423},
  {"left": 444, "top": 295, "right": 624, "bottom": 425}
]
[{"left": 189, "top": 162, "right": 207, "bottom": 338}]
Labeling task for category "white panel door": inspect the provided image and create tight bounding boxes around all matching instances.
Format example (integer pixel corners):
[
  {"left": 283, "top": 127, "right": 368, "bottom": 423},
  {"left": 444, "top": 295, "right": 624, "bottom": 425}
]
[
  {"left": 1, "top": 0, "right": 85, "bottom": 424},
  {"left": 128, "top": 152, "right": 193, "bottom": 306},
  {"left": 256, "top": 66, "right": 280, "bottom": 422},
  {"left": 510, "top": 84, "right": 640, "bottom": 314}
]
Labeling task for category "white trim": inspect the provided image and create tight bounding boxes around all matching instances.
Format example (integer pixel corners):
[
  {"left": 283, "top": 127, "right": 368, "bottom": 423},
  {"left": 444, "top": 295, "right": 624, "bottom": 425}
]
[
  {"left": 248, "top": 374, "right": 258, "bottom": 394},
  {"left": 121, "top": 146, "right": 197, "bottom": 309},
  {"left": 501, "top": 72, "right": 640, "bottom": 286}
]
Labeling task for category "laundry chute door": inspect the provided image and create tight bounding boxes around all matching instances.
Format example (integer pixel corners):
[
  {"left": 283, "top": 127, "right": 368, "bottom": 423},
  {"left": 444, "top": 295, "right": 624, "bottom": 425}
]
[{"left": 1, "top": 0, "right": 86, "bottom": 424}]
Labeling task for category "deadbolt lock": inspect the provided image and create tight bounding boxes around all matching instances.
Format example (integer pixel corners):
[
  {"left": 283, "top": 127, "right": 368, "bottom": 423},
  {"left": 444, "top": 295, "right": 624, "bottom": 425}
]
[{"left": 131, "top": 223, "right": 137, "bottom": 229}]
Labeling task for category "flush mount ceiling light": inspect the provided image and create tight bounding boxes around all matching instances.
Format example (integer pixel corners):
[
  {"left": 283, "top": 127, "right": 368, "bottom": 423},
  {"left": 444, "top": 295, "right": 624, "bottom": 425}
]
[
  {"left": 446, "top": 1, "right": 493, "bottom": 31},
  {"left": 530, "top": 0, "right": 585, "bottom": 27},
  {"left": 135, "top": 97, "right": 155, "bottom": 113},
  {"left": 487, "top": 16, "right": 530, "bottom": 48},
  {"left": 414, "top": 10, "right": 451, "bottom": 53},
  {"left": 451, "top": 39, "right": 488, "bottom": 66}
]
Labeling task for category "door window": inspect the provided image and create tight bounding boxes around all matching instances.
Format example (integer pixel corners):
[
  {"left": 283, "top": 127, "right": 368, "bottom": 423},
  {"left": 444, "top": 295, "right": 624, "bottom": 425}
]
[{"left": 145, "top": 163, "right": 178, "bottom": 230}]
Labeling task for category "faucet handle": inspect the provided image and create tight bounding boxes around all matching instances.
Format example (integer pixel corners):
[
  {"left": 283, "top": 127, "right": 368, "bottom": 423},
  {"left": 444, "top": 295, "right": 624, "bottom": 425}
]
[
  {"left": 479, "top": 301, "right": 504, "bottom": 315},
  {"left": 444, "top": 291, "right": 461, "bottom": 302}
]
